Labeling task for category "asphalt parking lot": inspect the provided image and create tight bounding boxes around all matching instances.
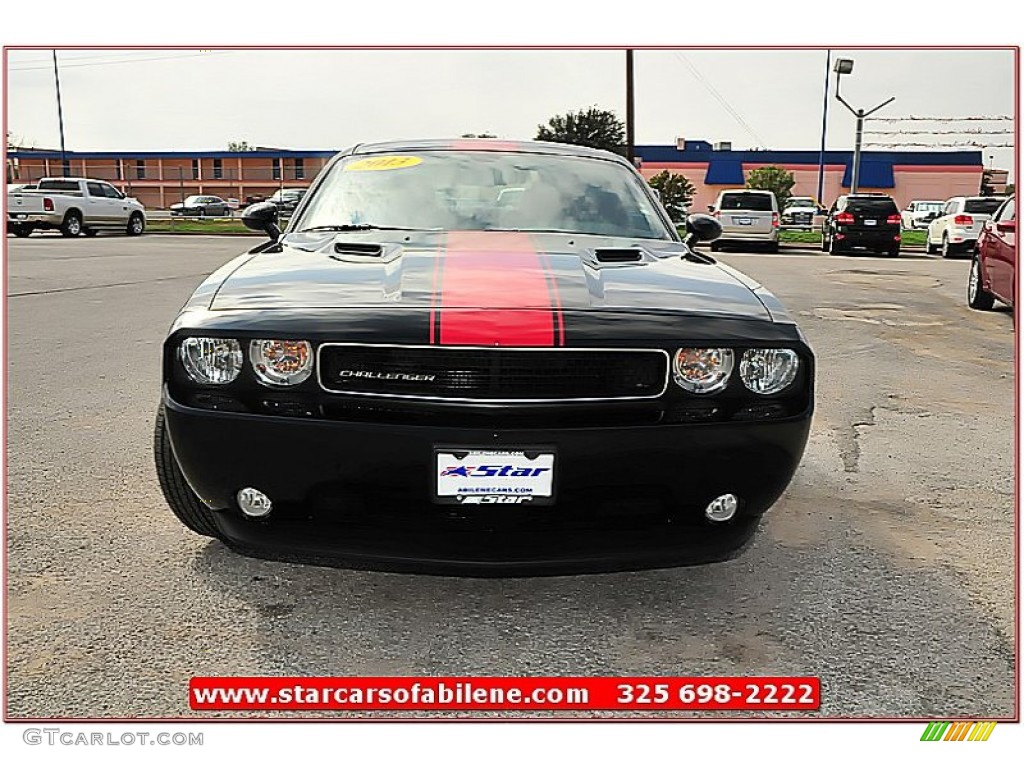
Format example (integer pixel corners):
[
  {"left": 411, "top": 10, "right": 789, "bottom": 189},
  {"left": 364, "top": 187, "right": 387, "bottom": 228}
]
[{"left": 5, "top": 233, "right": 1015, "bottom": 719}]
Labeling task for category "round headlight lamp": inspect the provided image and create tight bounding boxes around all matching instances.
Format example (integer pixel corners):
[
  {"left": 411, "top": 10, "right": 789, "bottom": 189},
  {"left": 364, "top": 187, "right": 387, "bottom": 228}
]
[
  {"left": 672, "top": 347, "right": 734, "bottom": 394},
  {"left": 179, "top": 337, "right": 242, "bottom": 385},
  {"left": 250, "top": 339, "right": 313, "bottom": 386},
  {"left": 739, "top": 348, "right": 800, "bottom": 395}
]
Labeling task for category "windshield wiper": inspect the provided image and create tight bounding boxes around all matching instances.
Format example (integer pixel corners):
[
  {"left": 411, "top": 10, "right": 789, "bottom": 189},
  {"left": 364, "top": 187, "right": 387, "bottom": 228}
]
[{"left": 295, "top": 224, "right": 435, "bottom": 233}]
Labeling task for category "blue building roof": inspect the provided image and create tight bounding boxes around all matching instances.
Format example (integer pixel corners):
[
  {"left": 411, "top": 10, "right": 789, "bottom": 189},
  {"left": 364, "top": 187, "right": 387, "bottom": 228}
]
[
  {"left": 635, "top": 144, "right": 983, "bottom": 167},
  {"left": 9, "top": 149, "right": 338, "bottom": 160}
]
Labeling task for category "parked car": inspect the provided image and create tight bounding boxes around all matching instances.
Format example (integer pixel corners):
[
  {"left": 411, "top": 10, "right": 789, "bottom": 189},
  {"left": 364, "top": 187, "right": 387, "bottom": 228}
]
[
  {"left": 927, "top": 196, "right": 1006, "bottom": 258},
  {"left": 900, "top": 200, "right": 943, "bottom": 230},
  {"left": 154, "top": 138, "right": 814, "bottom": 574},
  {"left": 226, "top": 198, "right": 241, "bottom": 211},
  {"left": 266, "top": 188, "right": 307, "bottom": 213},
  {"left": 968, "top": 197, "right": 1015, "bottom": 311},
  {"left": 821, "top": 193, "right": 901, "bottom": 257},
  {"left": 170, "top": 195, "right": 232, "bottom": 217},
  {"left": 708, "top": 189, "right": 780, "bottom": 252},
  {"left": 6, "top": 177, "right": 146, "bottom": 237},
  {"left": 780, "top": 196, "right": 820, "bottom": 229},
  {"left": 244, "top": 194, "right": 267, "bottom": 205}
]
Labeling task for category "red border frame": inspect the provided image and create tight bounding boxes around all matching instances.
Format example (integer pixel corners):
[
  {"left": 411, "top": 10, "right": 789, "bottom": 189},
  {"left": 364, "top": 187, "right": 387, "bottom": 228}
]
[{"left": 1, "top": 44, "right": 1019, "bottom": 725}]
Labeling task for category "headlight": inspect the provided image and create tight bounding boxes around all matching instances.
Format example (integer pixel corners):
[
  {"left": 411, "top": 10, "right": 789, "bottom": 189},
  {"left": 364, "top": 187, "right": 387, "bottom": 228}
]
[
  {"left": 250, "top": 339, "right": 313, "bottom": 386},
  {"left": 179, "top": 337, "right": 243, "bottom": 385},
  {"left": 740, "top": 348, "right": 800, "bottom": 395},
  {"left": 672, "top": 347, "right": 734, "bottom": 393}
]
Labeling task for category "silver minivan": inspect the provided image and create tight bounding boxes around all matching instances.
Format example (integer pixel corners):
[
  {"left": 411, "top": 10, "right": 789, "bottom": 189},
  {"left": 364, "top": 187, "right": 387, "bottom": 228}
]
[{"left": 708, "top": 189, "right": 780, "bottom": 252}]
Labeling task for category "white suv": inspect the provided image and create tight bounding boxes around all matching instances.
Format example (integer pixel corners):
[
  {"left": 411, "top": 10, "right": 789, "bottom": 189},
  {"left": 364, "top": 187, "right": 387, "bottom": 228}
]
[
  {"left": 926, "top": 196, "right": 1006, "bottom": 258},
  {"left": 708, "top": 189, "right": 780, "bottom": 253},
  {"left": 900, "top": 200, "right": 943, "bottom": 230}
]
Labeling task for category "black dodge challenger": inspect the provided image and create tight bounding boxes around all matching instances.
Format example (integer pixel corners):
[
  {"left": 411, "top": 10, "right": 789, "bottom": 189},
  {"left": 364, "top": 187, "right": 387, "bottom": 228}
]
[{"left": 155, "top": 139, "right": 814, "bottom": 574}]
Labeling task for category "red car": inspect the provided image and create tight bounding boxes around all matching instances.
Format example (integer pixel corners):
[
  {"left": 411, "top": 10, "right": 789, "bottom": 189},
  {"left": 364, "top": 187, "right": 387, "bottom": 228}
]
[{"left": 969, "top": 197, "right": 1016, "bottom": 312}]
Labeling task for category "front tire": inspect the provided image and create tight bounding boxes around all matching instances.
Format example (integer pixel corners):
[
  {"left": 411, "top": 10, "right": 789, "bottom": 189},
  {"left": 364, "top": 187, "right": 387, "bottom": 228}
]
[
  {"left": 967, "top": 256, "right": 996, "bottom": 310},
  {"left": 127, "top": 212, "right": 145, "bottom": 236},
  {"left": 154, "top": 404, "right": 221, "bottom": 538},
  {"left": 60, "top": 210, "right": 82, "bottom": 237}
]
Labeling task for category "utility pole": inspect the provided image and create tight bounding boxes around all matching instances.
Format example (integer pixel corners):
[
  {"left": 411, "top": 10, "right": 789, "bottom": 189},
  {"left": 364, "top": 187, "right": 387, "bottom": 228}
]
[
  {"left": 833, "top": 58, "right": 895, "bottom": 195},
  {"left": 52, "top": 50, "right": 66, "bottom": 172},
  {"left": 626, "top": 49, "right": 635, "bottom": 166}
]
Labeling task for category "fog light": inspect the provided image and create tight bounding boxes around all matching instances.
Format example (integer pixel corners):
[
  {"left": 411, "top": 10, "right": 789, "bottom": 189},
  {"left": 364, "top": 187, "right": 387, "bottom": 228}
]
[
  {"left": 237, "top": 487, "right": 272, "bottom": 519},
  {"left": 705, "top": 493, "right": 739, "bottom": 522}
]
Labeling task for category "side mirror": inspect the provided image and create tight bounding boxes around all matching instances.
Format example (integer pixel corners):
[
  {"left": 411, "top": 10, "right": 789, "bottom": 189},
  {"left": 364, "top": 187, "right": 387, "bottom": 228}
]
[
  {"left": 996, "top": 220, "right": 1016, "bottom": 234},
  {"left": 241, "top": 202, "right": 281, "bottom": 240},
  {"left": 684, "top": 213, "right": 722, "bottom": 247},
  {"left": 706, "top": 204, "right": 715, "bottom": 213}
]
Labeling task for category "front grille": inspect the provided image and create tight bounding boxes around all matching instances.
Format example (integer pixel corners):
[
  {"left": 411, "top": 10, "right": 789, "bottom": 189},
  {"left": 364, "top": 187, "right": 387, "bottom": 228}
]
[{"left": 318, "top": 344, "right": 668, "bottom": 402}]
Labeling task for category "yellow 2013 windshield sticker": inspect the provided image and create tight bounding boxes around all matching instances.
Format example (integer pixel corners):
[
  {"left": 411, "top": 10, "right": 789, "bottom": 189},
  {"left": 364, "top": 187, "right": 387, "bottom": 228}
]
[{"left": 345, "top": 156, "right": 423, "bottom": 172}]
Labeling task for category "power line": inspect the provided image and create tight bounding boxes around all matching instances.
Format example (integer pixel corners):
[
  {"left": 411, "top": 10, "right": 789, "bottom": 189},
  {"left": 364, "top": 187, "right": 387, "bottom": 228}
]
[
  {"left": 864, "top": 129, "right": 1013, "bottom": 135},
  {"left": 867, "top": 115, "right": 1012, "bottom": 122},
  {"left": 8, "top": 51, "right": 234, "bottom": 72},
  {"left": 671, "top": 52, "right": 767, "bottom": 148},
  {"left": 864, "top": 141, "right": 1014, "bottom": 148}
]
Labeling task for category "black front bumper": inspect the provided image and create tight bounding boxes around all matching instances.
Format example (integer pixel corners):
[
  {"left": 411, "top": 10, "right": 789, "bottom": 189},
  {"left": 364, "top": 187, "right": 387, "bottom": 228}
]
[{"left": 163, "top": 390, "right": 812, "bottom": 575}]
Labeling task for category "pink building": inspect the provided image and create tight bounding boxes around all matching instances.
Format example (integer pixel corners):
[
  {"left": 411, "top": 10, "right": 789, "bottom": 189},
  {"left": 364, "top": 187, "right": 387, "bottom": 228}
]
[{"left": 637, "top": 141, "right": 985, "bottom": 212}]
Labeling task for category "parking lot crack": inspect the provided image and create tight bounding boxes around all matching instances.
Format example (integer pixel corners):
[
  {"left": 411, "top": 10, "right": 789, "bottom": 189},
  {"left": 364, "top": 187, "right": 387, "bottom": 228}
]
[
  {"left": 7, "top": 273, "right": 212, "bottom": 298},
  {"left": 839, "top": 405, "right": 879, "bottom": 474}
]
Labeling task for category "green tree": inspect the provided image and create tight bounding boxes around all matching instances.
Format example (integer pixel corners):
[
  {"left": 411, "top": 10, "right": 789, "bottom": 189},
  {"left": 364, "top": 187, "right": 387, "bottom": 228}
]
[
  {"left": 745, "top": 165, "right": 796, "bottom": 210},
  {"left": 536, "top": 107, "right": 625, "bottom": 153},
  {"left": 227, "top": 140, "right": 253, "bottom": 151},
  {"left": 647, "top": 171, "right": 696, "bottom": 222}
]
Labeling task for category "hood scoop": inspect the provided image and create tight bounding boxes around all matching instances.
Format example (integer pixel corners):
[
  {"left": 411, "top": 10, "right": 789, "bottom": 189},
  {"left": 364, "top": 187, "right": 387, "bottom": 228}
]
[
  {"left": 583, "top": 247, "right": 649, "bottom": 268},
  {"left": 331, "top": 241, "right": 402, "bottom": 263}
]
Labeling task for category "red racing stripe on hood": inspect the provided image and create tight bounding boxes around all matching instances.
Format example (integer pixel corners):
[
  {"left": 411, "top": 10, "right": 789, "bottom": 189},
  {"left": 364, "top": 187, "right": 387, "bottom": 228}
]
[{"left": 435, "top": 231, "right": 562, "bottom": 347}]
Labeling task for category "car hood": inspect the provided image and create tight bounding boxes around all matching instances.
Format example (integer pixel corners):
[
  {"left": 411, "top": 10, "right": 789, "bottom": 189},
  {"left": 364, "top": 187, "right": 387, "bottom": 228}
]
[{"left": 209, "top": 231, "right": 773, "bottom": 321}]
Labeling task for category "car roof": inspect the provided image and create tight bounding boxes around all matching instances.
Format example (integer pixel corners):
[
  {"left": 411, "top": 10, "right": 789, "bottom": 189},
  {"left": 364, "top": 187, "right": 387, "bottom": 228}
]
[{"left": 349, "top": 138, "right": 631, "bottom": 165}]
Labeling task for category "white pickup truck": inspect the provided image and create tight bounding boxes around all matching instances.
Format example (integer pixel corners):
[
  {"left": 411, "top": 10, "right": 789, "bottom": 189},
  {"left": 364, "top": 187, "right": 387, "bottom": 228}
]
[{"left": 7, "top": 177, "right": 147, "bottom": 238}]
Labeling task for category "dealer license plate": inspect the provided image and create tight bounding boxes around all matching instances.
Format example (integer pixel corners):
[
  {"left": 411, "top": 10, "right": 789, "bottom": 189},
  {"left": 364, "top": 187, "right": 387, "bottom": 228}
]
[{"left": 434, "top": 448, "right": 555, "bottom": 505}]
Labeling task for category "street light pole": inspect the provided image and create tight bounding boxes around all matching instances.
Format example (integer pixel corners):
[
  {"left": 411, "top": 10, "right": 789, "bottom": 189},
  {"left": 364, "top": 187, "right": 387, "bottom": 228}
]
[
  {"left": 816, "top": 49, "right": 831, "bottom": 206},
  {"left": 833, "top": 58, "right": 895, "bottom": 195}
]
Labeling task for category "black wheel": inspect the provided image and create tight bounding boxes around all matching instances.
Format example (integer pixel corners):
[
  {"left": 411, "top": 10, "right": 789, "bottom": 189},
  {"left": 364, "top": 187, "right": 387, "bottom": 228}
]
[
  {"left": 154, "top": 404, "right": 221, "bottom": 538},
  {"left": 60, "top": 210, "right": 83, "bottom": 237},
  {"left": 940, "top": 234, "right": 956, "bottom": 259},
  {"left": 710, "top": 241, "right": 722, "bottom": 252},
  {"left": 126, "top": 212, "right": 145, "bottom": 236},
  {"left": 887, "top": 246, "right": 900, "bottom": 258},
  {"left": 83, "top": 227, "right": 98, "bottom": 237},
  {"left": 765, "top": 241, "right": 779, "bottom": 254},
  {"left": 10, "top": 223, "right": 32, "bottom": 237},
  {"left": 926, "top": 237, "right": 938, "bottom": 255},
  {"left": 820, "top": 231, "right": 829, "bottom": 252},
  {"left": 197, "top": 207, "right": 206, "bottom": 218},
  {"left": 967, "top": 256, "right": 996, "bottom": 310},
  {"left": 828, "top": 235, "right": 844, "bottom": 255}
]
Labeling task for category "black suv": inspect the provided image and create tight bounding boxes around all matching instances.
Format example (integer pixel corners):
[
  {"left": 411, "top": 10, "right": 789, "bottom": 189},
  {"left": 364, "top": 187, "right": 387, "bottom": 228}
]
[{"left": 821, "top": 194, "right": 902, "bottom": 257}]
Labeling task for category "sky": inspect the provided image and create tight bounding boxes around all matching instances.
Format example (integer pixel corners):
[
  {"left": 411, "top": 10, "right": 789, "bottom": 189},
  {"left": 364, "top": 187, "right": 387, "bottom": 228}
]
[{"left": 4, "top": 48, "right": 1018, "bottom": 179}]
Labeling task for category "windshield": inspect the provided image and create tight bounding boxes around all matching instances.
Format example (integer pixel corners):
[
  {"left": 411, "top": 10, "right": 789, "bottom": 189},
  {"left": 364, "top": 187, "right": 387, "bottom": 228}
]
[
  {"left": 915, "top": 202, "right": 943, "bottom": 211},
  {"left": 720, "top": 192, "right": 774, "bottom": 212},
  {"left": 785, "top": 198, "right": 815, "bottom": 209},
  {"left": 846, "top": 198, "right": 898, "bottom": 215},
  {"left": 183, "top": 196, "right": 201, "bottom": 205},
  {"left": 964, "top": 198, "right": 1004, "bottom": 215},
  {"left": 38, "top": 180, "right": 82, "bottom": 193},
  {"left": 295, "top": 151, "right": 672, "bottom": 239}
]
